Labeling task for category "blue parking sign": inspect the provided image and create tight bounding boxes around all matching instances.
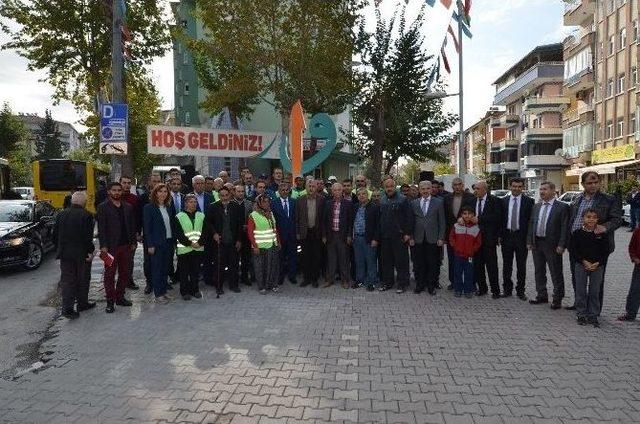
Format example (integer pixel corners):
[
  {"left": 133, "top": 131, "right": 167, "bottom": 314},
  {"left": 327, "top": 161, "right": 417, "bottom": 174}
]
[{"left": 100, "top": 103, "right": 128, "bottom": 155}]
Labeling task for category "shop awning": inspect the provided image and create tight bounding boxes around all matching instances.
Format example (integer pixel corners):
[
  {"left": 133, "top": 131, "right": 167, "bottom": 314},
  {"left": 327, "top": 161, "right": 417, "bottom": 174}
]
[{"left": 565, "top": 159, "right": 640, "bottom": 176}]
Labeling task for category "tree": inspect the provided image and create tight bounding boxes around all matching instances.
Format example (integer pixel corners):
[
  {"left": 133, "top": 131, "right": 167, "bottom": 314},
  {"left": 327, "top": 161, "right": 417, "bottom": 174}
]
[
  {"left": 0, "top": 102, "right": 27, "bottom": 158},
  {"left": 190, "top": 0, "right": 363, "bottom": 133},
  {"left": 1, "top": 0, "right": 170, "bottom": 113},
  {"left": 397, "top": 159, "right": 420, "bottom": 184},
  {"left": 433, "top": 163, "right": 454, "bottom": 176},
  {"left": 34, "top": 110, "right": 65, "bottom": 160},
  {"left": 351, "top": 5, "right": 457, "bottom": 187},
  {"left": 8, "top": 141, "right": 32, "bottom": 186}
]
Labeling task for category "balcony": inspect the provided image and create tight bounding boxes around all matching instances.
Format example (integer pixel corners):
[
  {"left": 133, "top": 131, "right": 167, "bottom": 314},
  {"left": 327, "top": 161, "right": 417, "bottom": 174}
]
[
  {"left": 498, "top": 139, "right": 519, "bottom": 151},
  {"left": 564, "top": 143, "right": 594, "bottom": 158},
  {"left": 494, "top": 63, "right": 565, "bottom": 106},
  {"left": 488, "top": 162, "right": 519, "bottom": 173},
  {"left": 523, "top": 155, "right": 567, "bottom": 167},
  {"left": 564, "top": 68, "right": 594, "bottom": 94},
  {"left": 564, "top": 0, "right": 596, "bottom": 27},
  {"left": 522, "top": 127, "right": 563, "bottom": 140},
  {"left": 490, "top": 114, "right": 520, "bottom": 128},
  {"left": 523, "top": 96, "right": 571, "bottom": 114}
]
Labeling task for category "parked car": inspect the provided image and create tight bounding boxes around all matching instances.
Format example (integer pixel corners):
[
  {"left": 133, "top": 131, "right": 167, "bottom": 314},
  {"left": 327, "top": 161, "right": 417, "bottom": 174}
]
[
  {"left": 557, "top": 191, "right": 582, "bottom": 205},
  {"left": 0, "top": 200, "right": 57, "bottom": 270},
  {"left": 623, "top": 203, "right": 631, "bottom": 226},
  {"left": 524, "top": 190, "right": 540, "bottom": 203},
  {"left": 490, "top": 189, "right": 510, "bottom": 198},
  {"left": 13, "top": 186, "right": 34, "bottom": 200}
]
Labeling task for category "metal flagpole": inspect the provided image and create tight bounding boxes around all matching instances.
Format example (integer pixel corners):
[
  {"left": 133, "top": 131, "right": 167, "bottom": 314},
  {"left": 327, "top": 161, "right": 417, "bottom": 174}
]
[{"left": 457, "top": 0, "right": 465, "bottom": 177}]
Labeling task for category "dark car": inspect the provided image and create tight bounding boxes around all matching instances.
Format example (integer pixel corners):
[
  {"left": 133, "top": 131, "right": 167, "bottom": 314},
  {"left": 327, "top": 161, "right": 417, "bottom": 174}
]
[{"left": 0, "top": 200, "right": 57, "bottom": 270}]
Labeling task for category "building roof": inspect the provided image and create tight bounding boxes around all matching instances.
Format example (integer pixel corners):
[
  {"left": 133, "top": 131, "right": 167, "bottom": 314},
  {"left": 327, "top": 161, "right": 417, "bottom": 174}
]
[
  {"left": 492, "top": 43, "right": 564, "bottom": 85},
  {"left": 14, "top": 114, "right": 80, "bottom": 134}
]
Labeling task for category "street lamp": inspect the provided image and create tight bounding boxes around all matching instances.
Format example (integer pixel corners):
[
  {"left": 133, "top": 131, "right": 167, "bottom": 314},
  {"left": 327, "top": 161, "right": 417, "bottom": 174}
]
[{"left": 425, "top": 90, "right": 465, "bottom": 176}]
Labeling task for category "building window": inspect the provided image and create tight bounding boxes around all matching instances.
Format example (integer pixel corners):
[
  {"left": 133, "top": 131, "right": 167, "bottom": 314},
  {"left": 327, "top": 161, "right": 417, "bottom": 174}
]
[
  {"left": 608, "top": 35, "right": 615, "bottom": 55},
  {"left": 633, "top": 20, "right": 639, "bottom": 42},
  {"left": 184, "top": 83, "right": 190, "bottom": 95},
  {"left": 630, "top": 114, "right": 636, "bottom": 135},
  {"left": 617, "top": 118, "right": 625, "bottom": 137},
  {"left": 632, "top": 67, "right": 638, "bottom": 87},
  {"left": 619, "top": 28, "right": 627, "bottom": 50},
  {"left": 605, "top": 120, "right": 613, "bottom": 139},
  {"left": 185, "top": 112, "right": 191, "bottom": 125},
  {"left": 617, "top": 73, "right": 625, "bottom": 93},
  {"left": 607, "top": 78, "right": 614, "bottom": 97}
]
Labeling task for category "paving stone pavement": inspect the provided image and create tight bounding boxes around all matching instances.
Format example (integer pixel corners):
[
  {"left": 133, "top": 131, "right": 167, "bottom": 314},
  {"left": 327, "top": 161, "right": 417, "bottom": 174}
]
[{"left": 2, "top": 231, "right": 640, "bottom": 423}]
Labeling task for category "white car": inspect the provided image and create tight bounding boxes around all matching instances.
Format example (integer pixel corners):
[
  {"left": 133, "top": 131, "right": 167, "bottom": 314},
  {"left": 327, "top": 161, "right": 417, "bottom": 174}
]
[
  {"left": 623, "top": 203, "right": 631, "bottom": 225},
  {"left": 13, "top": 187, "right": 34, "bottom": 200},
  {"left": 557, "top": 191, "right": 582, "bottom": 205},
  {"left": 490, "top": 189, "right": 510, "bottom": 198}
]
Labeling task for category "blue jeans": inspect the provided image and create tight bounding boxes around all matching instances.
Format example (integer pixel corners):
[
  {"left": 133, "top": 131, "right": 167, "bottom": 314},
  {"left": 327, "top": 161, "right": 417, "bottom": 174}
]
[
  {"left": 453, "top": 255, "right": 474, "bottom": 294},
  {"left": 150, "top": 241, "right": 172, "bottom": 297},
  {"left": 353, "top": 235, "right": 378, "bottom": 287},
  {"left": 631, "top": 207, "right": 640, "bottom": 229}
]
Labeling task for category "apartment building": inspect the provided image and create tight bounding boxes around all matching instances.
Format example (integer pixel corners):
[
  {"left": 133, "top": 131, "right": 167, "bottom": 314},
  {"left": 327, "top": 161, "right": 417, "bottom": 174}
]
[
  {"left": 493, "top": 44, "right": 569, "bottom": 191},
  {"left": 15, "top": 114, "right": 83, "bottom": 156},
  {"left": 562, "top": 0, "right": 596, "bottom": 190}
]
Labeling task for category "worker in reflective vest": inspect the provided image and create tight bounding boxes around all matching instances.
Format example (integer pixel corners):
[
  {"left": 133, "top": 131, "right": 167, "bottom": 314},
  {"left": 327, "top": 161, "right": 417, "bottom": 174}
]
[
  {"left": 174, "top": 194, "right": 205, "bottom": 300},
  {"left": 247, "top": 194, "right": 281, "bottom": 294}
]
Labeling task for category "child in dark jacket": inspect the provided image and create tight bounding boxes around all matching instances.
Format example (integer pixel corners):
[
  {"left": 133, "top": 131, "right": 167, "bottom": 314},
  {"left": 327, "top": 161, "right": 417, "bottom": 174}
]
[
  {"left": 569, "top": 208, "right": 609, "bottom": 327},
  {"left": 448, "top": 206, "right": 482, "bottom": 298}
]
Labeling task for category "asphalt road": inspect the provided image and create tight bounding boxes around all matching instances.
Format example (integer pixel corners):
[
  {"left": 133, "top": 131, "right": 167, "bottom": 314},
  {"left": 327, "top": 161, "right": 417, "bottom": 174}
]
[{"left": 0, "top": 252, "right": 59, "bottom": 379}]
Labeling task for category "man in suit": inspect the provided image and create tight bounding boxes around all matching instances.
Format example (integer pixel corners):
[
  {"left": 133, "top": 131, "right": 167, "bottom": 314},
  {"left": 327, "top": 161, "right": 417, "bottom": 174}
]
[
  {"left": 271, "top": 181, "right": 297, "bottom": 285},
  {"left": 191, "top": 175, "right": 213, "bottom": 213},
  {"left": 322, "top": 182, "right": 353, "bottom": 288},
  {"left": 233, "top": 183, "right": 254, "bottom": 286},
  {"left": 351, "top": 187, "right": 380, "bottom": 291},
  {"left": 242, "top": 172, "right": 256, "bottom": 201},
  {"left": 119, "top": 175, "right": 141, "bottom": 291},
  {"left": 463, "top": 180, "right": 503, "bottom": 298},
  {"left": 53, "top": 191, "right": 96, "bottom": 319},
  {"left": 167, "top": 176, "right": 185, "bottom": 284},
  {"left": 567, "top": 171, "right": 622, "bottom": 310},
  {"left": 96, "top": 182, "right": 137, "bottom": 313},
  {"left": 527, "top": 181, "right": 569, "bottom": 309},
  {"left": 410, "top": 181, "right": 446, "bottom": 295},
  {"left": 501, "top": 177, "right": 534, "bottom": 300},
  {"left": 204, "top": 186, "right": 243, "bottom": 294},
  {"left": 444, "top": 178, "right": 475, "bottom": 290},
  {"left": 295, "top": 179, "right": 325, "bottom": 287}
]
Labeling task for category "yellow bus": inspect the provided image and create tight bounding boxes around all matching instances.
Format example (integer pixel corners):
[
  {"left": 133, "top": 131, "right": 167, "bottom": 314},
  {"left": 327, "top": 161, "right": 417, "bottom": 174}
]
[{"left": 32, "top": 160, "right": 106, "bottom": 214}]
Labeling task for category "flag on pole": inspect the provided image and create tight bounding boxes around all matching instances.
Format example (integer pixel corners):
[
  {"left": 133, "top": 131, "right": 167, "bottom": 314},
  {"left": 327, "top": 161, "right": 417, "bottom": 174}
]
[
  {"left": 447, "top": 25, "right": 460, "bottom": 53},
  {"left": 452, "top": 11, "right": 473, "bottom": 38}
]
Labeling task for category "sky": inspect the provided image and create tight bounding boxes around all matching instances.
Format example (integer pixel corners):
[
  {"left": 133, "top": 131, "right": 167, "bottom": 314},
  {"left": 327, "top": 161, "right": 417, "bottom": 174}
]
[{"left": 0, "top": 0, "right": 571, "bottom": 133}]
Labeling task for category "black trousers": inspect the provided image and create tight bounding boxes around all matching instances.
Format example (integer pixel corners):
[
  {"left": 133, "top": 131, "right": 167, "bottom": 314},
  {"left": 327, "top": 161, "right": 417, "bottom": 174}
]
[
  {"left": 143, "top": 240, "right": 151, "bottom": 287},
  {"left": 415, "top": 242, "right": 439, "bottom": 291},
  {"left": 570, "top": 250, "right": 608, "bottom": 311},
  {"left": 59, "top": 258, "right": 90, "bottom": 313},
  {"left": 239, "top": 232, "right": 254, "bottom": 284},
  {"left": 167, "top": 245, "right": 179, "bottom": 283},
  {"left": 474, "top": 241, "right": 499, "bottom": 295},
  {"left": 213, "top": 242, "right": 239, "bottom": 291},
  {"left": 380, "top": 237, "right": 410, "bottom": 289},
  {"left": 178, "top": 251, "right": 202, "bottom": 296},
  {"left": 301, "top": 228, "right": 323, "bottom": 285},
  {"left": 501, "top": 230, "right": 528, "bottom": 295},
  {"left": 410, "top": 244, "right": 421, "bottom": 283}
]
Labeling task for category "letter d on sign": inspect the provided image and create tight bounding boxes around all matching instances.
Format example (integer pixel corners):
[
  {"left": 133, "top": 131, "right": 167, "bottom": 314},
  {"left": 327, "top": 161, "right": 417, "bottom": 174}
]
[{"left": 102, "top": 104, "right": 114, "bottom": 118}]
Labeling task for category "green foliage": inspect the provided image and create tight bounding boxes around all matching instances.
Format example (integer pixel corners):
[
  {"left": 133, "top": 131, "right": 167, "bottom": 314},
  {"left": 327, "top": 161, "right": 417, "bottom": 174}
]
[
  {"left": 607, "top": 177, "right": 639, "bottom": 199},
  {"left": 34, "top": 110, "right": 65, "bottom": 160},
  {"left": 0, "top": 102, "right": 28, "bottom": 158},
  {"left": 191, "top": 0, "right": 363, "bottom": 123},
  {"left": 397, "top": 159, "right": 421, "bottom": 184},
  {"left": 1, "top": 0, "right": 170, "bottom": 112},
  {"left": 8, "top": 141, "right": 32, "bottom": 186},
  {"left": 434, "top": 163, "right": 454, "bottom": 176},
  {"left": 352, "top": 4, "right": 458, "bottom": 187}
]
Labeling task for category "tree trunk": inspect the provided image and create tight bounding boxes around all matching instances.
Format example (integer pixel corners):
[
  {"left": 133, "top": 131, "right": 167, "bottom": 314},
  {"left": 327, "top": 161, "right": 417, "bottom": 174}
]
[
  {"left": 383, "top": 155, "right": 398, "bottom": 176},
  {"left": 366, "top": 104, "right": 385, "bottom": 188}
]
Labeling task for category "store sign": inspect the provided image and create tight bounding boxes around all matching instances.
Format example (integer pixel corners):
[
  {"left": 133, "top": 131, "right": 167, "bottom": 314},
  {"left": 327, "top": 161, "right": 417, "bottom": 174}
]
[
  {"left": 147, "top": 126, "right": 279, "bottom": 158},
  {"left": 591, "top": 144, "right": 635, "bottom": 164}
]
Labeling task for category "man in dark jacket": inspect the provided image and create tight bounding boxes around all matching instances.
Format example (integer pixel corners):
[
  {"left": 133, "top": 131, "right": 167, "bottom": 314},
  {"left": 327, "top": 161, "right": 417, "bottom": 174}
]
[
  {"left": 204, "top": 186, "right": 243, "bottom": 294},
  {"left": 352, "top": 187, "right": 380, "bottom": 291},
  {"left": 567, "top": 171, "right": 622, "bottom": 310},
  {"left": 295, "top": 180, "right": 325, "bottom": 287},
  {"left": 139, "top": 172, "right": 162, "bottom": 294},
  {"left": 271, "top": 182, "right": 297, "bottom": 285},
  {"left": 462, "top": 180, "right": 504, "bottom": 298},
  {"left": 96, "top": 182, "right": 137, "bottom": 313},
  {"left": 53, "top": 191, "right": 96, "bottom": 319},
  {"left": 379, "top": 176, "right": 414, "bottom": 293},
  {"left": 443, "top": 178, "right": 475, "bottom": 290}
]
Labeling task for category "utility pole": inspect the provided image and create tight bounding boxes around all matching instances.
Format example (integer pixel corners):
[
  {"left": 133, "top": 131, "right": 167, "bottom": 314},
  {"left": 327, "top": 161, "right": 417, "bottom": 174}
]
[
  {"left": 456, "top": 0, "right": 465, "bottom": 177},
  {"left": 110, "top": 0, "right": 132, "bottom": 180}
]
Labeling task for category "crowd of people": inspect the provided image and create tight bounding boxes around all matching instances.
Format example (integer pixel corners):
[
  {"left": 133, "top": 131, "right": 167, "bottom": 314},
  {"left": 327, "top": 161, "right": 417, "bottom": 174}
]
[{"left": 53, "top": 166, "right": 640, "bottom": 328}]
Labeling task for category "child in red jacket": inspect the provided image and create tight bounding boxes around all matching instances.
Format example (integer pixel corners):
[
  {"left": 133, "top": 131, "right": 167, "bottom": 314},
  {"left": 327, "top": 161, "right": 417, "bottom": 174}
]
[{"left": 448, "top": 206, "right": 482, "bottom": 298}]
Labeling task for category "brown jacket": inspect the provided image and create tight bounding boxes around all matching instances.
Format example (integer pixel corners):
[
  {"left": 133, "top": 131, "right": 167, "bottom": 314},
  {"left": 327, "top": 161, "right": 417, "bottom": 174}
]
[{"left": 295, "top": 194, "right": 325, "bottom": 240}]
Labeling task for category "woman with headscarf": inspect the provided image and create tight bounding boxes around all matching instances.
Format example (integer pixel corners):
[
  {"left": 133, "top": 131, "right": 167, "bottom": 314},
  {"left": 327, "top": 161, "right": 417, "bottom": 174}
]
[{"left": 246, "top": 194, "right": 280, "bottom": 294}]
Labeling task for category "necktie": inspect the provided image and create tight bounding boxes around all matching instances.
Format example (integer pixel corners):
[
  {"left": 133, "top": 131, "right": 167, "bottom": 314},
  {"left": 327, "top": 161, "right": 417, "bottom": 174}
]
[
  {"left": 422, "top": 198, "right": 428, "bottom": 215},
  {"left": 537, "top": 202, "right": 550, "bottom": 237},
  {"left": 477, "top": 198, "right": 483, "bottom": 216},
  {"left": 284, "top": 198, "right": 289, "bottom": 217},
  {"left": 510, "top": 197, "right": 518, "bottom": 231}
]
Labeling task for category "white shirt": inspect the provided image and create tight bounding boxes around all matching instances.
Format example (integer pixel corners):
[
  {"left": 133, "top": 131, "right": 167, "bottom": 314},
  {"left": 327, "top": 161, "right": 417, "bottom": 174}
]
[
  {"left": 507, "top": 195, "right": 521, "bottom": 231},
  {"left": 476, "top": 194, "right": 487, "bottom": 216},
  {"left": 537, "top": 198, "right": 555, "bottom": 236},
  {"left": 172, "top": 192, "right": 181, "bottom": 211},
  {"left": 195, "top": 192, "right": 204, "bottom": 212},
  {"left": 281, "top": 197, "right": 290, "bottom": 217}
]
